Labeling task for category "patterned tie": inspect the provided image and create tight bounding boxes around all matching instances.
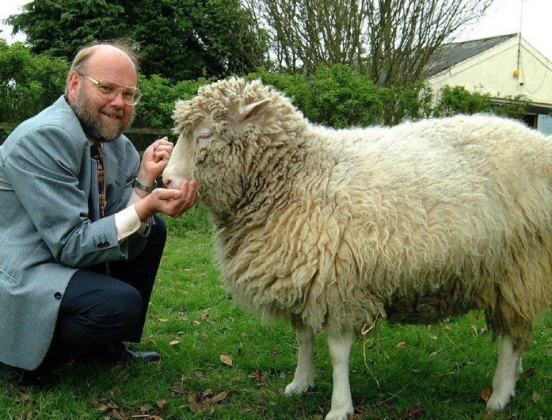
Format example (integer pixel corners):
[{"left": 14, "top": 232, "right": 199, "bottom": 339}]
[
  {"left": 90, "top": 142, "right": 110, "bottom": 275},
  {"left": 90, "top": 142, "right": 107, "bottom": 218}
]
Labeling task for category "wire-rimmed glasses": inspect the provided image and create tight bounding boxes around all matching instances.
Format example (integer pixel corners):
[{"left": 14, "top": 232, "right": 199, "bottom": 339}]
[{"left": 77, "top": 73, "right": 142, "bottom": 106}]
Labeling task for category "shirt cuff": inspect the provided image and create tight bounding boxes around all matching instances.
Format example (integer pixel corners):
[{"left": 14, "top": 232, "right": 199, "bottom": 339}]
[
  {"left": 114, "top": 203, "right": 148, "bottom": 242},
  {"left": 128, "top": 190, "right": 142, "bottom": 206}
]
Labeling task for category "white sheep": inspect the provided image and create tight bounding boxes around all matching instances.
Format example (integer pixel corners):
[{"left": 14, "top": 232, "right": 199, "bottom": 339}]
[{"left": 163, "top": 77, "right": 552, "bottom": 420}]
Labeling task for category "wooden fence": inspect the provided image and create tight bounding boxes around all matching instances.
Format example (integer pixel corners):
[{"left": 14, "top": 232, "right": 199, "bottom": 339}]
[{"left": 0, "top": 123, "right": 172, "bottom": 152}]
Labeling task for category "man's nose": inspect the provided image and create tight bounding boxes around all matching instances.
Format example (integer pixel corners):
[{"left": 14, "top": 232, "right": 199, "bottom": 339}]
[{"left": 110, "top": 90, "right": 127, "bottom": 107}]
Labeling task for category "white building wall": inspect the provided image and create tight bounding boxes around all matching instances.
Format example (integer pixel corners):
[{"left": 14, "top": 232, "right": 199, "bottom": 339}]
[
  {"left": 428, "top": 36, "right": 552, "bottom": 134},
  {"left": 516, "top": 41, "right": 552, "bottom": 106}
]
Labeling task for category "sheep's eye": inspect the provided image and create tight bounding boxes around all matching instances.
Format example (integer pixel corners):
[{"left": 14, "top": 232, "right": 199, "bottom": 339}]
[{"left": 196, "top": 130, "right": 213, "bottom": 146}]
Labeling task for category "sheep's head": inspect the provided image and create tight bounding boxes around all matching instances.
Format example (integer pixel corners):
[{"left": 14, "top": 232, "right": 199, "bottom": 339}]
[{"left": 163, "top": 78, "right": 280, "bottom": 217}]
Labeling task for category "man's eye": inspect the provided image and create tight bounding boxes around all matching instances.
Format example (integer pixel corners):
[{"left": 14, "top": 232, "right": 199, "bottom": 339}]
[
  {"left": 99, "top": 85, "right": 115, "bottom": 94},
  {"left": 124, "top": 91, "right": 134, "bottom": 100}
]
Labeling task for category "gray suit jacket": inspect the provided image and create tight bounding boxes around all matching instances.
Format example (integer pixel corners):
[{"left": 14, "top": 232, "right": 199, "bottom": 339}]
[{"left": 0, "top": 96, "right": 149, "bottom": 370}]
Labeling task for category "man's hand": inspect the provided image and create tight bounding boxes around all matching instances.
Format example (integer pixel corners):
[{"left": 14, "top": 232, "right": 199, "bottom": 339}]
[
  {"left": 135, "top": 137, "right": 174, "bottom": 188},
  {"left": 134, "top": 180, "right": 199, "bottom": 222}
]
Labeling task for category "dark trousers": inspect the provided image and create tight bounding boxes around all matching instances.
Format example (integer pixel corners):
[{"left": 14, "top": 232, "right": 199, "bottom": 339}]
[{"left": 38, "top": 215, "right": 167, "bottom": 371}]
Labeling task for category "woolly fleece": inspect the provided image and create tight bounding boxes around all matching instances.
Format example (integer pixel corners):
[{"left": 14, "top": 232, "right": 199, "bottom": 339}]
[{"left": 168, "top": 77, "right": 552, "bottom": 349}]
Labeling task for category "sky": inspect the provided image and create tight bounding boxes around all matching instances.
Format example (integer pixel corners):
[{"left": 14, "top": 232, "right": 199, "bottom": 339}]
[
  {"left": 455, "top": 0, "right": 552, "bottom": 61},
  {"left": 0, "top": 0, "right": 28, "bottom": 44},
  {"left": 1, "top": 0, "right": 552, "bottom": 61}
]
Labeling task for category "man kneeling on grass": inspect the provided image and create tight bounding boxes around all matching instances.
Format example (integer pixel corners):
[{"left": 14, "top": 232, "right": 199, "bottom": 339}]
[{"left": 0, "top": 40, "right": 199, "bottom": 385}]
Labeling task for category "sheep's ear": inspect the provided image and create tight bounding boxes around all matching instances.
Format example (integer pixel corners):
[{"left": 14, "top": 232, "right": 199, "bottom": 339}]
[{"left": 238, "top": 99, "right": 271, "bottom": 125}]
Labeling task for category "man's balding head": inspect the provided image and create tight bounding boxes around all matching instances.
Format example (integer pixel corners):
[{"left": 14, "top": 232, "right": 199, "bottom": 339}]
[{"left": 65, "top": 41, "right": 140, "bottom": 96}]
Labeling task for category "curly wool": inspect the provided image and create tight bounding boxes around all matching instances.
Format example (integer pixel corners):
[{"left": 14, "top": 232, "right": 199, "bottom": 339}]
[{"left": 171, "top": 78, "right": 552, "bottom": 346}]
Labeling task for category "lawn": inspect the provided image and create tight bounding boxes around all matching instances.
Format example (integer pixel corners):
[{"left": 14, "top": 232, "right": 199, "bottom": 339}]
[{"left": 2, "top": 207, "right": 552, "bottom": 420}]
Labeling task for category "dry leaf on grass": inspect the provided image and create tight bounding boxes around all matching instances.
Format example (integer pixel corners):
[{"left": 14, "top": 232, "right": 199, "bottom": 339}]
[
  {"left": 16, "top": 391, "right": 32, "bottom": 403},
  {"left": 187, "top": 390, "right": 230, "bottom": 410},
  {"left": 249, "top": 370, "right": 269, "bottom": 386},
  {"left": 402, "top": 405, "right": 426, "bottom": 418},
  {"left": 109, "top": 408, "right": 126, "bottom": 420},
  {"left": 169, "top": 386, "right": 187, "bottom": 395},
  {"left": 220, "top": 354, "right": 233, "bottom": 366},
  {"left": 92, "top": 399, "right": 131, "bottom": 420},
  {"left": 481, "top": 387, "right": 492, "bottom": 402},
  {"left": 188, "top": 392, "right": 203, "bottom": 410},
  {"left": 525, "top": 367, "right": 537, "bottom": 378},
  {"left": 204, "top": 390, "right": 230, "bottom": 405}
]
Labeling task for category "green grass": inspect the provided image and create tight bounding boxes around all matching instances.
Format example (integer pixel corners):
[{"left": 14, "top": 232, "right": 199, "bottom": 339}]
[{"left": 2, "top": 208, "right": 552, "bottom": 419}]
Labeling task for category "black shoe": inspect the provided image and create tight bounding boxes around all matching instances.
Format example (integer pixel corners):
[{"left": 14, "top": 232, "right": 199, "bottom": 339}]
[
  {"left": 0, "top": 361, "right": 19, "bottom": 380},
  {"left": 20, "top": 369, "right": 52, "bottom": 387},
  {"left": 0, "top": 362, "right": 12, "bottom": 374},
  {"left": 74, "top": 342, "right": 161, "bottom": 365},
  {"left": 104, "top": 342, "right": 161, "bottom": 364},
  {"left": 1, "top": 362, "right": 51, "bottom": 387}
]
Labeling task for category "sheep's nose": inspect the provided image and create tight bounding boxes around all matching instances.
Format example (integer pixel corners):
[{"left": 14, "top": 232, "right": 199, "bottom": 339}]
[{"left": 163, "top": 179, "right": 172, "bottom": 189}]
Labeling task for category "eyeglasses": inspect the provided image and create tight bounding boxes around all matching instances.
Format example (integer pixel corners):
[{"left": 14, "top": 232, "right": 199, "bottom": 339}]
[{"left": 77, "top": 73, "right": 142, "bottom": 106}]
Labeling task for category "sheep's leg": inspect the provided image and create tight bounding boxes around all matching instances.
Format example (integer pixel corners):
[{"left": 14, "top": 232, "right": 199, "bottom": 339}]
[
  {"left": 325, "top": 329, "right": 355, "bottom": 420},
  {"left": 487, "top": 334, "right": 524, "bottom": 410},
  {"left": 285, "top": 318, "right": 315, "bottom": 395}
]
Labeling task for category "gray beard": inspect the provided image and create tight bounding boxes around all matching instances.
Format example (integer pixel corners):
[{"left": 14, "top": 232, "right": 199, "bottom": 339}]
[{"left": 72, "top": 90, "right": 135, "bottom": 142}]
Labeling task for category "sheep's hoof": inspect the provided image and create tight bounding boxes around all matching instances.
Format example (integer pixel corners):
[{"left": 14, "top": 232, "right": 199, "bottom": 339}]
[
  {"left": 324, "top": 406, "right": 354, "bottom": 420},
  {"left": 486, "top": 392, "right": 513, "bottom": 411},
  {"left": 284, "top": 381, "right": 313, "bottom": 395}
]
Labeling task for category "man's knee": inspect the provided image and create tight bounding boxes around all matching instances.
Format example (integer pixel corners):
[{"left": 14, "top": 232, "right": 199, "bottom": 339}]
[
  {"left": 88, "top": 282, "right": 143, "bottom": 329},
  {"left": 58, "top": 273, "right": 144, "bottom": 344}
]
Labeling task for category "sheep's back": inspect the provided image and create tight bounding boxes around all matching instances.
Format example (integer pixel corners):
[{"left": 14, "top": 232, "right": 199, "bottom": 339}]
[{"left": 218, "top": 115, "right": 552, "bottom": 331}]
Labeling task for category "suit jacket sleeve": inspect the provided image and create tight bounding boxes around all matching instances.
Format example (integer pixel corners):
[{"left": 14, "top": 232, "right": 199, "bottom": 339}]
[{"left": 3, "top": 122, "right": 131, "bottom": 268}]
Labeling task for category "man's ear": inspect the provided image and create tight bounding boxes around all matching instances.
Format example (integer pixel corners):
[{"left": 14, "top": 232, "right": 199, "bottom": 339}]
[
  {"left": 237, "top": 99, "right": 272, "bottom": 125},
  {"left": 66, "top": 71, "right": 80, "bottom": 102}
]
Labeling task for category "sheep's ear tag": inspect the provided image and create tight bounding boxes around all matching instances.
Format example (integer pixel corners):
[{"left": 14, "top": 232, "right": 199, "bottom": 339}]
[{"left": 239, "top": 99, "right": 271, "bottom": 124}]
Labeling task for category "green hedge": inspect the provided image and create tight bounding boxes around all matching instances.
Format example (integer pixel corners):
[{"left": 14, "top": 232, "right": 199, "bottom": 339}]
[{"left": 0, "top": 41, "right": 529, "bottom": 135}]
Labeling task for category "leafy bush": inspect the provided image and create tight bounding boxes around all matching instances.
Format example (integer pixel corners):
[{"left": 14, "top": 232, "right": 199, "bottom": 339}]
[
  {"left": 433, "top": 85, "right": 494, "bottom": 116},
  {"left": 434, "top": 85, "right": 529, "bottom": 120},
  {"left": 251, "top": 66, "right": 434, "bottom": 128},
  {"left": 0, "top": 40, "right": 68, "bottom": 123},
  {"left": 251, "top": 66, "right": 394, "bottom": 128},
  {"left": 0, "top": 41, "right": 531, "bottom": 132},
  {"left": 135, "top": 75, "right": 213, "bottom": 129},
  {"left": 305, "top": 65, "right": 384, "bottom": 128},
  {"left": 381, "top": 81, "right": 434, "bottom": 125}
]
